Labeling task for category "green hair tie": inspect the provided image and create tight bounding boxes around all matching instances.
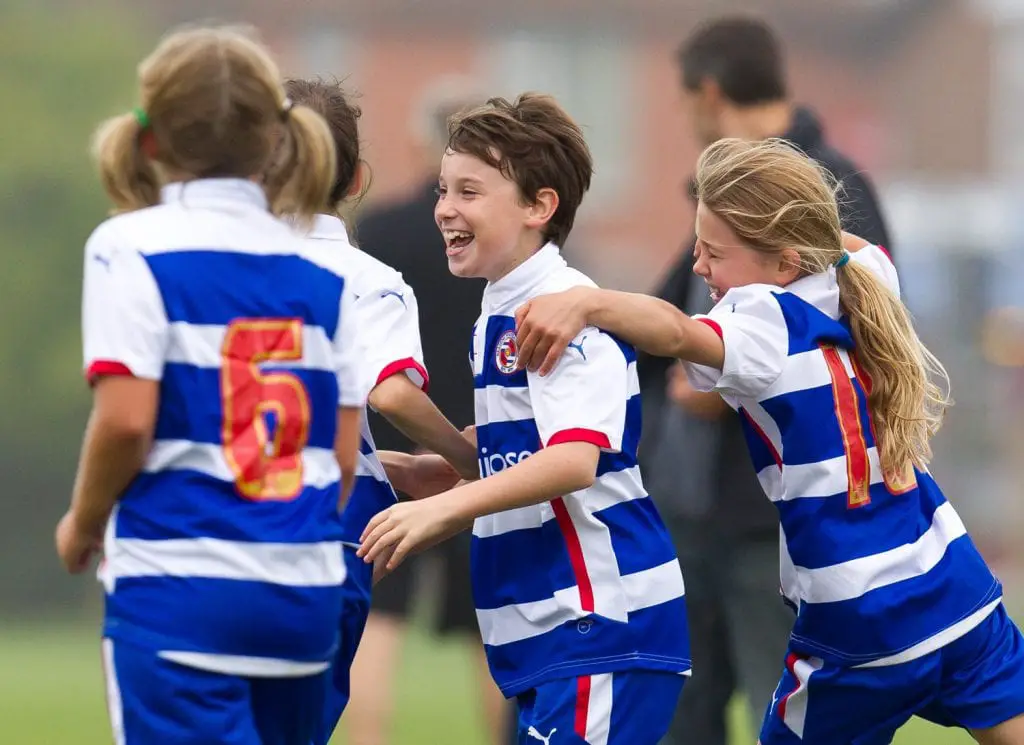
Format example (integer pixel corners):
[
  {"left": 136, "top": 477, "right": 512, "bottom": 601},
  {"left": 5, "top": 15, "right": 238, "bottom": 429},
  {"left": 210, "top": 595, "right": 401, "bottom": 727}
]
[{"left": 132, "top": 107, "right": 151, "bottom": 129}]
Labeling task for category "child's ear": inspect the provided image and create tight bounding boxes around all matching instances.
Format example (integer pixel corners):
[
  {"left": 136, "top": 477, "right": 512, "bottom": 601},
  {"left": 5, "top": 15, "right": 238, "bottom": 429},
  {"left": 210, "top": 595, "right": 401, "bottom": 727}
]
[
  {"left": 525, "top": 187, "right": 559, "bottom": 231},
  {"left": 778, "top": 248, "right": 803, "bottom": 283},
  {"left": 346, "top": 161, "right": 368, "bottom": 199}
]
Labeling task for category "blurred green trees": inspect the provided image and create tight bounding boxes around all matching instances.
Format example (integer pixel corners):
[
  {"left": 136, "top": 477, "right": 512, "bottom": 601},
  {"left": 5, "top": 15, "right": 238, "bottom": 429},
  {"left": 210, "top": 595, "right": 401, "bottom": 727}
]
[{"left": 0, "top": 3, "right": 149, "bottom": 613}]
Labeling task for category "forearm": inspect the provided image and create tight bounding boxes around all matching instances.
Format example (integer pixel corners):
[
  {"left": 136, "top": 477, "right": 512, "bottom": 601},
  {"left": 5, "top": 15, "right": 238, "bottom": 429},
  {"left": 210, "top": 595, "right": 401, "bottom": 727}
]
[
  {"left": 584, "top": 289, "right": 693, "bottom": 359},
  {"left": 443, "top": 443, "right": 597, "bottom": 523},
  {"left": 378, "top": 450, "right": 417, "bottom": 495},
  {"left": 70, "top": 411, "right": 150, "bottom": 536},
  {"left": 583, "top": 289, "right": 722, "bottom": 367},
  {"left": 371, "top": 379, "right": 477, "bottom": 478}
]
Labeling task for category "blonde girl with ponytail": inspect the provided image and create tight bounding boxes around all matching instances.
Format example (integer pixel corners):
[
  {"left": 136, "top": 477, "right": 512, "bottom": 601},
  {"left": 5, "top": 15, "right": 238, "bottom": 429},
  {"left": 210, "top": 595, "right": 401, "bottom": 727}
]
[
  {"left": 57, "top": 25, "right": 366, "bottom": 745},
  {"left": 514, "top": 138, "right": 1024, "bottom": 745}
]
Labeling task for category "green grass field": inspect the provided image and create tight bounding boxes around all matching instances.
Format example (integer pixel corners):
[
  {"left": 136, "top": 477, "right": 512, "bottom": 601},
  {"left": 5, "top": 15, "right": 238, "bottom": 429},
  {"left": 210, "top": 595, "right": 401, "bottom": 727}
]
[{"left": 0, "top": 624, "right": 978, "bottom": 745}]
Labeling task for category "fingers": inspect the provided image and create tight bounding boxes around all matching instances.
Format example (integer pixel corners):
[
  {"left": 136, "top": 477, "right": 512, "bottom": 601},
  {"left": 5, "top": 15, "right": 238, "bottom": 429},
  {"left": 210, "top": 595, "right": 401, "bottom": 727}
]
[
  {"left": 515, "top": 323, "right": 541, "bottom": 372},
  {"left": 538, "top": 333, "right": 572, "bottom": 376},
  {"left": 385, "top": 537, "right": 414, "bottom": 572},
  {"left": 358, "top": 510, "right": 388, "bottom": 547},
  {"left": 359, "top": 524, "right": 400, "bottom": 564},
  {"left": 513, "top": 300, "right": 534, "bottom": 331}
]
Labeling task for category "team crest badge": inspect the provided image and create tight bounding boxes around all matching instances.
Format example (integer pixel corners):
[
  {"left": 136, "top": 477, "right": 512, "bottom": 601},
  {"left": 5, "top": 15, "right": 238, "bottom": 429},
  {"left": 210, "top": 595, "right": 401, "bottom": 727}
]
[{"left": 495, "top": 330, "right": 519, "bottom": 374}]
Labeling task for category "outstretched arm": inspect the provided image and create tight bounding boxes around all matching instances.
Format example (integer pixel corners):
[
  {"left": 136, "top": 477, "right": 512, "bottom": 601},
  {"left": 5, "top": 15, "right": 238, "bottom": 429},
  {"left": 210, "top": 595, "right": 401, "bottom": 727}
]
[
  {"left": 515, "top": 286, "right": 724, "bottom": 375},
  {"left": 357, "top": 442, "right": 599, "bottom": 571}
]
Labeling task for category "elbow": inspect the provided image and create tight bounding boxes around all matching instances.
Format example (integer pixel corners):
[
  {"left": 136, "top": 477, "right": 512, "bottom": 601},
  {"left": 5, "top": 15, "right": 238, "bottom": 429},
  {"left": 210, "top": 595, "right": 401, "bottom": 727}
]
[
  {"left": 571, "top": 468, "right": 596, "bottom": 492},
  {"left": 94, "top": 408, "right": 153, "bottom": 445},
  {"left": 564, "top": 454, "right": 597, "bottom": 493},
  {"left": 367, "top": 375, "right": 412, "bottom": 417}
]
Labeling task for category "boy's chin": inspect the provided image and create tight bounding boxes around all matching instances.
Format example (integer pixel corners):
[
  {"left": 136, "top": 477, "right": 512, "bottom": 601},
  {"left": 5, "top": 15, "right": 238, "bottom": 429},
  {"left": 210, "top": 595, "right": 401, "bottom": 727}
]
[{"left": 447, "top": 255, "right": 481, "bottom": 279}]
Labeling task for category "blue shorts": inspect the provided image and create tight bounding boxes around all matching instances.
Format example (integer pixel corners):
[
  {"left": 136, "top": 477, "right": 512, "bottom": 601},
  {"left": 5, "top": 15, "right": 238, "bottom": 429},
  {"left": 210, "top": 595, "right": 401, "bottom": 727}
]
[
  {"left": 313, "top": 545, "right": 373, "bottom": 745},
  {"left": 102, "top": 638, "right": 329, "bottom": 745},
  {"left": 759, "top": 602, "right": 1024, "bottom": 744},
  {"left": 515, "top": 670, "right": 685, "bottom": 745}
]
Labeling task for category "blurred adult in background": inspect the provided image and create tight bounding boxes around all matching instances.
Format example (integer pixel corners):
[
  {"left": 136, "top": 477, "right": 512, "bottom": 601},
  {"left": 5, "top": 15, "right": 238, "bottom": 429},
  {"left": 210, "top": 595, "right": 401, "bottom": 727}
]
[
  {"left": 344, "top": 77, "right": 509, "bottom": 745},
  {"left": 641, "top": 16, "right": 893, "bottom": 745}
]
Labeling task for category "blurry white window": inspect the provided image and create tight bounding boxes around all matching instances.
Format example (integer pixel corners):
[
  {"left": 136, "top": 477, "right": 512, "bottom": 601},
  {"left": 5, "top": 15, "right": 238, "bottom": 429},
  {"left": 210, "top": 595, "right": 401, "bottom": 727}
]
[
  {"left": 479, "top": 30, "right": 636, "bottom": 210},
  {"left": 295, "top": 25, "right": 357, "bottom": 78}
]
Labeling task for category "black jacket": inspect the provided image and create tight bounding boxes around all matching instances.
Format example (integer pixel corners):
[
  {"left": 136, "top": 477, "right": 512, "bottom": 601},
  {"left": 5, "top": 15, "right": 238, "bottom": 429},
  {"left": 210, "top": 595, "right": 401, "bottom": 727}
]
[
  {"left": 639, "top": 106, "right": 892, "bottom": 538},
  {"left": 354, "top": 182, "right": 486, "bottom": 453}
]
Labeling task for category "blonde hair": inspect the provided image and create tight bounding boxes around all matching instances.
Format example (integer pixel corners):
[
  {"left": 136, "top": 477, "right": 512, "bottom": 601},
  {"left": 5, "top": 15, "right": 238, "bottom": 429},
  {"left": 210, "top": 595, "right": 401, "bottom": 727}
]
[
  {"left": 694, "top": 138, "right": 951, "bottom": 478},
  {"left": 91, "top": 25, "right": 335, "bottom": 224}
]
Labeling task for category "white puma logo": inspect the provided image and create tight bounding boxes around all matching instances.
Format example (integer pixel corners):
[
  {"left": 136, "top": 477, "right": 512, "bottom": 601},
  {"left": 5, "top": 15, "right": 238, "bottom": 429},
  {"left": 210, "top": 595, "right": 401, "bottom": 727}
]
[{"left": 526, "top": 725, "right": 557, "bottom": 744}]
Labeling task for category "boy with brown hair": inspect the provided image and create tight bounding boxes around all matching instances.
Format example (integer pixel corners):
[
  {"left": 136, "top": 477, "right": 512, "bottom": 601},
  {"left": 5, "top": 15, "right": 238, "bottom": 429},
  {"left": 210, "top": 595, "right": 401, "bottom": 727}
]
[{"left": 359, "top": 93, "right": 691, "bottom": 744}]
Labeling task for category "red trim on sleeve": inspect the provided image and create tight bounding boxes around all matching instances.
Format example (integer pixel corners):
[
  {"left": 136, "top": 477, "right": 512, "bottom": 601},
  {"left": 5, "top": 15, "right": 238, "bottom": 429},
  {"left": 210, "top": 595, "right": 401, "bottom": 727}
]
[
  {"left": 546, "top": 428, "right": 612, "bottom": 449},
  {"left": 375, "top": 357, "right": 430, "bottom": 393},
  {"left": 696, "top": 317, "right": 723, "bottom": 339},
  {"left": 876, "top": 245, "right": 894, "bottom": 263},
  {"left": 85, "top": 360, "right": 134, "bottom": 385}
]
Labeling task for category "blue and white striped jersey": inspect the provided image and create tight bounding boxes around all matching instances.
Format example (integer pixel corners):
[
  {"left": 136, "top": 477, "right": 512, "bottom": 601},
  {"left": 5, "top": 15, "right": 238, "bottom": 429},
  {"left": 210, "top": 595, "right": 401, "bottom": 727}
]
[
  {"left": 684, "top": 244, "right": 1002, "bottom": 667},
  {"left": 82, "top": 179, "right": 364, "bottom": 676},
  {"left": 470, "top": 244, "right": 690, "bottom": 697},
  {"left": 299, "top": 214, "right": 429, "bottom": 546}
]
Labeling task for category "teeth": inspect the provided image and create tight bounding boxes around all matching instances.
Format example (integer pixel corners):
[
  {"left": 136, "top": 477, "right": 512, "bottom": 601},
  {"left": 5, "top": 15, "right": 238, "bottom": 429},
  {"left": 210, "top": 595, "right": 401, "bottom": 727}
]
[{"left": 443, "top": 230, "right": 473, "bottom": 241}]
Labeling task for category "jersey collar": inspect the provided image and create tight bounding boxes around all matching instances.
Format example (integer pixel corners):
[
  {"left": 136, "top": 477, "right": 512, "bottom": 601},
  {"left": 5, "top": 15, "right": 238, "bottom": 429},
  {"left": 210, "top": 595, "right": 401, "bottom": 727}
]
[
  {"left": 160, "top": 178, "right": 269, "bottom": 211},
  {"left": 483, "top": 243, "right": 565, "bottom": 311},
  {"left": 780, "top": 267, "right": 841, "bottom": 320},
  {"left": 307, "top": 213, "right": 351, "bottom": 242}
]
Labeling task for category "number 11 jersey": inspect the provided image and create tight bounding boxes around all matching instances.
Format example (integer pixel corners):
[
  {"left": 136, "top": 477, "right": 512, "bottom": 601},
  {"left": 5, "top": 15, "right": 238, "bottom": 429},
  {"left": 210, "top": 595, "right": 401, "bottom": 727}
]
[{"left": 81, "top": 179, "right": 364, "bottom": 676}]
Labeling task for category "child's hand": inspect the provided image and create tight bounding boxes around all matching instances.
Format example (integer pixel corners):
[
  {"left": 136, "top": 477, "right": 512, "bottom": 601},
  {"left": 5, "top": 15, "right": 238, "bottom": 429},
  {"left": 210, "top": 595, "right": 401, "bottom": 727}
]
[
  {"left": 55, "top": 511, "right": 102, "bottom": 574},
  {"left": 357, "top": 495, "right": 467, "bottom": 572},
  {"left": 408, "top": 454, "right": 465, "bottom": 499},
  {"left": 666, "top": 363, "right": 728, "bottom": 420},
  {"left": 514, "top": 287, "right": 593, "bottom": 375}
]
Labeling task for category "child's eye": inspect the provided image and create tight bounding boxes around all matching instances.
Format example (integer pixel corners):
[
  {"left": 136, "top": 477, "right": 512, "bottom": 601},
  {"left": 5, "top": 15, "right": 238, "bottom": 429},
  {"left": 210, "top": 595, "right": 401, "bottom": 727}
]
[
  {"left": 461, "top": 189, "right": 478, "bottom": 197},
  {"left": 434, "top": 186, "right": 446, "bottom": 197}
]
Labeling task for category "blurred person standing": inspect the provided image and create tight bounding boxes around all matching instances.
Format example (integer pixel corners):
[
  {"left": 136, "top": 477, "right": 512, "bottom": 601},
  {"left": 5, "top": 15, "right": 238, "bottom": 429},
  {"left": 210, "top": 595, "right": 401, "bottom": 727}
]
[
  {"left": 342, "top": 77, "right": 508, "bottom": 745},
  {"left": 641, "top": 16, "right": 893, "bottom": 745}
]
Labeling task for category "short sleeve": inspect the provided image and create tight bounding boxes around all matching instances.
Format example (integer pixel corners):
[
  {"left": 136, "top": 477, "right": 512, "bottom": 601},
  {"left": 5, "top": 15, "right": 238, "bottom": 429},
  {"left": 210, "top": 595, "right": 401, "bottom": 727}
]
[
  {"left": 850, "top": 244, "right": 900, "bottom": 299},
  {"left": 529, "top": 328, "right": 627, "bottom": 452},
  {"left": 354, "top": 275, "right": 429, "bottom": 395},
  {"left": 82, "top": 226, "right": 168, "bottom": 384},
  {"left": 682, "top": 284, "right": 789, "bottom": 400},
  {"left": 333, "top": 281, "right": 366, "bottom": 408}
]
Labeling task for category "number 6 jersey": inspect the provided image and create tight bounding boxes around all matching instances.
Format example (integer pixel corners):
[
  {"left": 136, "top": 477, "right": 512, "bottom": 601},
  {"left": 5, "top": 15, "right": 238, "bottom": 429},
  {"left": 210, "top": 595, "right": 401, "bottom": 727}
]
[{"left": 81, "top": 179, "right": 364, "bottom": 676}]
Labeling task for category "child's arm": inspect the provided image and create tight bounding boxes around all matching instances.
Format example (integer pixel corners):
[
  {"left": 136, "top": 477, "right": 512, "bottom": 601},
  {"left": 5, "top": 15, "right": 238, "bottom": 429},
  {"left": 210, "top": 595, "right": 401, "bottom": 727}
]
[
  {"left": 58, "top": 377, "right": 158, "bottom": 572},
  {"left": 58, "top": 228, "right": 168, "bottom": 574},
  {"left": 355, "top": 275, "right": 477, "bottom": 480},
  {"left": 515, "top": 286, "right": 724, "bottom": 376},
  {"left": 359, "top": 322, "right": 630, "bottom": 571},
  {"left": 369, "top": 376, "right": 477, "bottom": 480},
  {"left": 377, "top": 450, "right": 465, "bottom": 500},
  {"left": 358, "top": 441, "right": 598, "bottom": 570}
]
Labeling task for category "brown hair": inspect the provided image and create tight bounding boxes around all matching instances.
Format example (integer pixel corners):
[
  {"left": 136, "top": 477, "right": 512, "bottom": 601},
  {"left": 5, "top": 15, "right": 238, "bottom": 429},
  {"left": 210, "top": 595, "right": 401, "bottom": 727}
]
[
  {"left": 284, "top": 77, "right": 364, "bottom": 210},
  {"left": 447, "top": 92, "right": 593, "bottom": 247},
  {"left": 91, "top": 25, "right": 335, "bottom": 224},
  {"left": 694, "top": 137, "right": 951, "bottom": 479}
]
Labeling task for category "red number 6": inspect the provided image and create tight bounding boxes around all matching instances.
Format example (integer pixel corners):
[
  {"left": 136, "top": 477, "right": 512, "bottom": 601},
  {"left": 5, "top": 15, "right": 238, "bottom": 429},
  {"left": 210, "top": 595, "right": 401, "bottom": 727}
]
[{"left": 220, "top": 319, "right": 312, "bottom": 501}]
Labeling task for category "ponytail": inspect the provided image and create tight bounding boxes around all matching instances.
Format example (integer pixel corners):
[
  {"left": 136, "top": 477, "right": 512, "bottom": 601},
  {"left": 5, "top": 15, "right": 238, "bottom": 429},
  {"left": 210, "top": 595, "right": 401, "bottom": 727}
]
[
  {"left": 837, "top": 261, "right": 952, "bottom": 478},
  {"left": 91, "top": 113, "right": 161, "bottom": 214},
  {"left": 264, "top": 103, "right": 336, "bottom": 228}
]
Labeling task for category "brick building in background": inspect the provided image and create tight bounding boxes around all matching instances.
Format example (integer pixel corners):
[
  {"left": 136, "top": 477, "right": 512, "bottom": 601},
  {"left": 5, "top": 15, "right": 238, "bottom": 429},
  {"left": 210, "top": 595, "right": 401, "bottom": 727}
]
[{"left": 128, "top": 0, "right": 999, "bottom": 287}]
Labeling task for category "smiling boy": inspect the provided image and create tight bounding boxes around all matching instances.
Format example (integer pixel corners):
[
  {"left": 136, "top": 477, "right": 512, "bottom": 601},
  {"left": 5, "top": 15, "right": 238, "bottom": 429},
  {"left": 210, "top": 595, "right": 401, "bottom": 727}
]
[{"left": 359, "top": 93, "right": 691, "bottom": 745}]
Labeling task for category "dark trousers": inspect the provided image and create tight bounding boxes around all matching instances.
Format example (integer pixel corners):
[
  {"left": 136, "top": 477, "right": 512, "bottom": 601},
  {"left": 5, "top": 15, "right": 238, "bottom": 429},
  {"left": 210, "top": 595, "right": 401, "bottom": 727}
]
[{"left": 661, "top": 520, "right": 794, "bottom": 745}]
